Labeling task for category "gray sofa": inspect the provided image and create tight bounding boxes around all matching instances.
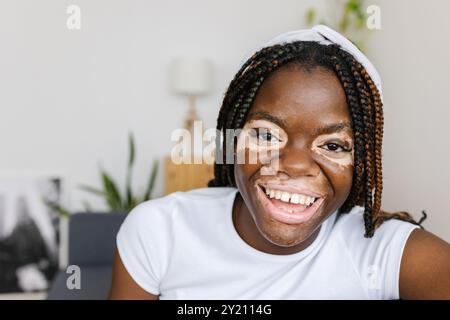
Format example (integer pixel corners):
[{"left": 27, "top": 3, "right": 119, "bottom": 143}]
[{"left": 47, "top": 213, "right": 126, "bottom": 300}]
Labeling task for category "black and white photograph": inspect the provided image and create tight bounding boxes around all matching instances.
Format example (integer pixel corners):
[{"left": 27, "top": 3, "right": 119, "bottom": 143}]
[{"left": 0, "top": 177, "right": 60, "bottom": 295}]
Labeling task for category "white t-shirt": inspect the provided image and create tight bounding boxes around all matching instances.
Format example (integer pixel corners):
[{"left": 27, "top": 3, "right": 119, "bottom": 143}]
[{"left": 116, "top": 187, "right": 418, "bottom": 300}]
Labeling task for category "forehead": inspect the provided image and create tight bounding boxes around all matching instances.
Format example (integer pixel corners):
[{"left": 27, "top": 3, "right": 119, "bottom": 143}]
[{"left": 248, "top": 65, "right": 351, "bottom": 132}]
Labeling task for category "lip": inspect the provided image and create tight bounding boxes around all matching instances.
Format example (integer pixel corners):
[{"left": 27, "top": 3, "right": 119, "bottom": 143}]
[
  {"left": 258, "top": 183, "right": 324, "bottom": 198},
  {"left": 256, "top": 184, "right": 325, "bottom": 225}
]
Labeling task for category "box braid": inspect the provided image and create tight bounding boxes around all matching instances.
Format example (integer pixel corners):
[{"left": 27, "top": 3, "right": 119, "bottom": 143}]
[{"left": 208, "top": 41, "right": 426, "bottom": 237}]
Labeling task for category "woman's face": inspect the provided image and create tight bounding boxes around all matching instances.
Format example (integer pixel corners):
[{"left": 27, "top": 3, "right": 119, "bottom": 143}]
[{"left": 234, "top": 65, "right": 354, "bottom": 248}]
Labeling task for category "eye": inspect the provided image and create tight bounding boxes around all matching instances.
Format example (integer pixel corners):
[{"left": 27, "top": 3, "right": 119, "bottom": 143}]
[
  {"left": 321, "top": 143, "right": 352, "bottom": 153},
  {"left": 258, "top": 131, "right": 274, "bottom": 142},
  {"left": 250, "top": 128, "right": 281, "bottom": 143}
]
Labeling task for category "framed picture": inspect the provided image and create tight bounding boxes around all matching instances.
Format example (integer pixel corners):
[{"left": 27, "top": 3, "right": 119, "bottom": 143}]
[{"left": 0, "top": 177, "right": 61, "bottom": 293}]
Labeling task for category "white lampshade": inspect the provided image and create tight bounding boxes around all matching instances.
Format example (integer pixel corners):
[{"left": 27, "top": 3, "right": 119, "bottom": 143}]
[{"left": 170, "top": 57, "right": 212, "bottom": 96}]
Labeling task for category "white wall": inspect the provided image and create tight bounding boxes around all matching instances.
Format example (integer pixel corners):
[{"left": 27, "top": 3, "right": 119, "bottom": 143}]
[
  {"left": 368, "top": 0, "right": 450, "bottom": 242},
  {"left": 0, "top": 0, "right": 315, "bottom": 209},
  {"left": 0, "top": 0, "right": 449, "bottom": 241}
]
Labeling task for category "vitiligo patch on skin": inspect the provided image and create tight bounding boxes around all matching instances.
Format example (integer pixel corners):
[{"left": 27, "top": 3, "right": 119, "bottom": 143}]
[
  {"left": 311, "top": 132, "right": 354, "bottom": 168},
  {"left": 260, "top": 158, "right": 280, "bottom": 176},
  {"left": 238, "top": 120, "right": 286, "bottom": 150},
  {"left": 237, "top": 119, "right": 353, "bottom": 171},
  {"left": 236, "top": 120, "right": 286, "bottom": 166}
]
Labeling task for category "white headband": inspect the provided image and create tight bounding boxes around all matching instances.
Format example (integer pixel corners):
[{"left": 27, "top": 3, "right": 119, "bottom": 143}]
[{"left": 240, "top": 24, "right": 383, "bottom": 102}]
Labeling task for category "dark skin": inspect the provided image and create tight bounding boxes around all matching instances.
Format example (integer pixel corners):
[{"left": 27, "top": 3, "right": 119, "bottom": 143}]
[
  {"left": 109, "top": 66, "right": 450, "bottom": 300},
  {"left": 233, "top": 65, "right": 354, "bottom": 255}
]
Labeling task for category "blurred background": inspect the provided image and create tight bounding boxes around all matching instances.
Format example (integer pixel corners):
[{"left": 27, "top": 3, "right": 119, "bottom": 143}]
[{"left": 0, "top": 0, "right": 449, "bottom": 299}]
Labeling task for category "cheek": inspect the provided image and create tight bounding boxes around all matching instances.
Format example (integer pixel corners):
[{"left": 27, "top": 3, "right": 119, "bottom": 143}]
[
  {"left": 235, "top": 143, "right": 279, "bottom": 174},
  {"left": 233, "top": 149, "right": 260, "bottom": 189},
  {"left": 234, "top": 162, "right": 257, "bottom": 183},
  {"left": 315, "top": 153, "right": 354, "bottom": 199},
  {"left": 311, "top": 145, "right": 354, "bottom": 167},
  {"left": 234, "top": 148, "right": 276, "bottom": 203}
]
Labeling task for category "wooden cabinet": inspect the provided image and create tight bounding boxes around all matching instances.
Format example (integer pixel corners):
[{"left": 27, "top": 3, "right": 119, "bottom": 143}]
[{"left": 164, "top": 156, "right": 214, "bottom": 195}]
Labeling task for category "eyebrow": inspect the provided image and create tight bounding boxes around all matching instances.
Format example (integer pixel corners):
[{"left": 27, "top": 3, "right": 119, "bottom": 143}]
[
  {"left": 247, "top": 111, "right": 288, "bottom": 128},
  {"left": 247, "top": 111, "right": 352, "bottom": 135},
  {"left": 314, "top": 122, "right": 353, "bottom": 136}
]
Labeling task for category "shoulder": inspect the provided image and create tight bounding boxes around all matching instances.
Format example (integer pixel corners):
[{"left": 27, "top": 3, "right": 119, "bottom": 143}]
[
  {"left": 333, "top": 206, "right": 420, "bottom": 261},
  {"left": 400, "top": 228, "right": 450, "bottom": 299},
  {"left": 330, "top": 206, "right": 420, "bottom": 299},
  {"left": 333, "top": 206, "right": 419, "bottom": 245}
]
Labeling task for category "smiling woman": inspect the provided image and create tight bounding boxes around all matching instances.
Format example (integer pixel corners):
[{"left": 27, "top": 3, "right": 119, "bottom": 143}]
[
  {"left": 109, "top": 25, "right": 450, "bottom": 300},
  {"left": 231, "top": 65, "right": 356, "bottom": 251}
]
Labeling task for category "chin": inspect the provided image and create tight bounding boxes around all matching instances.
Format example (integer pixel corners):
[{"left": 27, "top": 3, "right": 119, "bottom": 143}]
[
  {"left": 247, "top": 181, "right": 329, "bottom": 248},
  {"left": 256, "top": 216, "right": 319, "bottom": 247}
]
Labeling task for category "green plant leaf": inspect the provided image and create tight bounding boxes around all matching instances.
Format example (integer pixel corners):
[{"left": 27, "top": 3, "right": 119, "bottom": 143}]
[
  {"left": 143, "top": 159, "right": 159, "bottom": 201},
  {"left": 79, "top": 184, "right": 106, "bottom": 197},
  {"left": 101, "top": 170, "right": 123, "bottom": 210},
  {"left": 43, "top": 198, "right": 71, "bottom": 218},
  {"left": 346, "top": 0, "right": 360, "bottom": 12},
  {"left": 356, "top": 9, "right": 366, "bottom": 29},
  {"left": 127, "top": 196, "right": 138, "bottom": 212},
  {"left": 339, "top": 8, "right": 350, "bottom": 33},
  {"left": 125, "top": 132, "right": 136, "bottom": 209},
  {"left": 128, "top": 132, "right": 136, "bottom": 168},
  {"left": 75, "top": 133, "right": 159, "bottom": 213},
  {"left": 126, "top": 187, "right": 133, "bottom": 209},
  {"left": 305, "top": 8, "right": 316, "bottom": 26}
]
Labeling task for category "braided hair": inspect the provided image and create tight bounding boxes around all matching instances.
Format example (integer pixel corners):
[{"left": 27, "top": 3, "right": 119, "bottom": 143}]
[{"left": 208, "top": 41, "right": 425, "bottom": 238}]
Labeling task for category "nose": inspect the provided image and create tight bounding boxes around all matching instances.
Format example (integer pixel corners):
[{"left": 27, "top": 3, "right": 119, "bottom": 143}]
[{"left": 277, "top": 144, "right": 321, "bottom": 178}]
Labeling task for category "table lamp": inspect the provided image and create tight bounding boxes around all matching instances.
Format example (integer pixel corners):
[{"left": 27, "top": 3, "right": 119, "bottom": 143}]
[
  {"left": 170, "top": 56, "right": 212, "bottom": 132},
  {"left": 166, "top": 57, "right": 214, "bottom": 194}
]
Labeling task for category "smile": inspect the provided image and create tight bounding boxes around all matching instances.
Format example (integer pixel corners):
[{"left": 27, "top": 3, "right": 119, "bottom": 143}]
[
  {"left": 265, "top": 188, "right": 316, "bottom": 207},
  {"left": 256, "top": 184, "right": 325, "bottom": 225}
]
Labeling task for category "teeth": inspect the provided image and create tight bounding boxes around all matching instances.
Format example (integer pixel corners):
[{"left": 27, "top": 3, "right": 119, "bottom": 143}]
[
  {"left": 280, "top": 192, "right": 290, "bottom": 202},
  {"left": 275, "top": 190, "right": 282, "bottom": 200},
  {"left": 305, "top": 196, "right": 313, "bottom": 206},
  {"left": 269, "top": 189, "right": 275, "bottom": 198},
  {"left": 299, "top": 195, "right": 306, "bottom": 205},
  {"left": 290, "top": 194, "right": 300, "bottom": 204},
  {"left": 264, "top": 187, "right": 317, "bottom": 206}
]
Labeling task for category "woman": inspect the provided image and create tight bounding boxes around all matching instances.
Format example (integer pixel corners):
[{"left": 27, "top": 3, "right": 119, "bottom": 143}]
[{"left": 109, "top": 25, "right": 450, "bottom": 299}]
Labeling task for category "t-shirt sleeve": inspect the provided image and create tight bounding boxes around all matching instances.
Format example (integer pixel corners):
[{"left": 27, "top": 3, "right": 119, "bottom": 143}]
[
  {"left": 380, "top": 221, "right": 420, "bottom": 299},
  {"left": 338, "top": 208, "right": 420, "bottom": 299},
  {"left": 116, "top": 199, "right": 173, "bottom": 295}
]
